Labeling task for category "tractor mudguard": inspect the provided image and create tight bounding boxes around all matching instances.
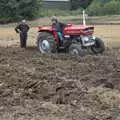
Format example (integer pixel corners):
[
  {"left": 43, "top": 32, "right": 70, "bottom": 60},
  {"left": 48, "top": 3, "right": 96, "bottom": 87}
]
[{"left": 38, "top": 26, "right": 59, "bottom": 40}]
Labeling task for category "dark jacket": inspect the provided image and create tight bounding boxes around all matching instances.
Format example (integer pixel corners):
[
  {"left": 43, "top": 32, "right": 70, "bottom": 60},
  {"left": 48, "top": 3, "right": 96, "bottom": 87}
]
[
  {"left": 15, "top": 23, "right": 30, "bottom": 34},
  {"left": 52, "top": 22, "right": 66, "bottom": 32}
]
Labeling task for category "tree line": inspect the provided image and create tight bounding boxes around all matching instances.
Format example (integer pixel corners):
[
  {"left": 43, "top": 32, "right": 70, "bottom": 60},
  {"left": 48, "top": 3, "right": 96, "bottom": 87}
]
[
  {"left": 0, "top": 0, "right": 120, "bottom": 23},
  {"left": 0, "top": 0, "right": 41, "bottom": 23},
  {"left": 87, "top": 0, "right": 120, "bottom": 16}
]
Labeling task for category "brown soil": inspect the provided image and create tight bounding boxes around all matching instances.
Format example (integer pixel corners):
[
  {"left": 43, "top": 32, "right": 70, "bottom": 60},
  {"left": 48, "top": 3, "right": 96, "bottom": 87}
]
[
  {"left": 0, "top": 46, "right": 120, "bottom": 120},
  {"left": 0, "top": 23, "right": 120, "bottom": 120}
]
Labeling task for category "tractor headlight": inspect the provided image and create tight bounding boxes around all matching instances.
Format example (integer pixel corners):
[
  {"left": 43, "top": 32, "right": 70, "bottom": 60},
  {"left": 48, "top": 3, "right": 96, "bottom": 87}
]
[
  {"left": 81, "top": 35, "right": 95, "bottom": 47},
  {"left": 92, "top": 36, "right": 96, "bottom": 40},
  {"left": 81, "top": 36, "right": 89, "bottom": 42}
]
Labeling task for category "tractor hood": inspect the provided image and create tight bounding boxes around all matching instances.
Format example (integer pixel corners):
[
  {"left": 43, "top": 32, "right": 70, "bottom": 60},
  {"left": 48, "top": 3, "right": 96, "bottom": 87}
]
[
  {"left": 38, "top": 24, "right": 94, "bottom": 36},
  {"left": 64, "top": 24, "right": 94, "bottom": 36}
]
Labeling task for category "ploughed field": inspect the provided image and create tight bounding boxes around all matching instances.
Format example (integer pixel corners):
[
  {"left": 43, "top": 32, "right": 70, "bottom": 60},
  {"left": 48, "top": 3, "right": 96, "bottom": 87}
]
[{"left": 0, "top": 23, "right": 120, "bottom": 120}]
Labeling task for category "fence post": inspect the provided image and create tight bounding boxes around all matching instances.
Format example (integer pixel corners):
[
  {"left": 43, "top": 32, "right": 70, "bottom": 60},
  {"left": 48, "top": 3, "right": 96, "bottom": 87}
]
[{"left": 83, "top": 10, "right": 86, "bottom": 26}]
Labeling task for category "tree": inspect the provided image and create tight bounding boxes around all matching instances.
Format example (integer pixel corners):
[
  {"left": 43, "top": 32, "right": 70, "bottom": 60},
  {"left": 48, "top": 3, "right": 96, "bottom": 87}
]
[
  {"left": 87, "top": 0, "right": 120, "bottom": 16},
  {"left": 71, "top": 0, "right": 94, "bottom": 10},
  {"left": 104, "top": 0, "right": 120, "bottom": 15},
  {"left": 0, "top": 0, "right": 41, "bottom": 22}
]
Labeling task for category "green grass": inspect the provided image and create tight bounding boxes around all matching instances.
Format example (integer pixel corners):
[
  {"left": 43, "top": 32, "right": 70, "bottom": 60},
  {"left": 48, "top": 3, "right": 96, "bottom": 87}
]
[{"left": 1, "top": 14, "right": 120, "bottom": 28}]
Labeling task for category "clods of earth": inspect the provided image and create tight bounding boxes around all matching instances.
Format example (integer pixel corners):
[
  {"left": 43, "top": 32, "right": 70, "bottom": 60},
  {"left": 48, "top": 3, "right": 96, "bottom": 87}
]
[{"left": 0, "top": 47, "right": 120, "bottom": 120}]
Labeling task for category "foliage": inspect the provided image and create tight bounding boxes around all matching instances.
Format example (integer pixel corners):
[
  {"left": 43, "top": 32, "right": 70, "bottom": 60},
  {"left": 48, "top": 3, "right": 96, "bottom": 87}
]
[
  {"left": 71, "top": 0, "right": 120, "bottom": 16},
  {"left": 38, "top": 9, "right": 71, "bottom": 17},
  {"left": 87, "top": 0, "right": 120, "bottom": 16},
  {"left": 71, "top": 0, "right": 94, "bottom": 10},
  {"left": 1, "top": 0, "right": 120, "bottom": 23},
  {"left": 0, "top": 0, "right": 42, "bottom": 23}
]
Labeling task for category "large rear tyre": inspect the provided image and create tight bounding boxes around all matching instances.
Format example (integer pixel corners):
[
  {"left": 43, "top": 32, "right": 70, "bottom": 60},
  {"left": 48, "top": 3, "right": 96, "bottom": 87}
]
[
  {"left": 37, "top": 32, "right": 57, "bottom": 54},
  {"left": 68, "top": 44, "right": 85, "bottom": 56},
  {"left": 91, "top": 37, "right": 105, "bottom": 54}
]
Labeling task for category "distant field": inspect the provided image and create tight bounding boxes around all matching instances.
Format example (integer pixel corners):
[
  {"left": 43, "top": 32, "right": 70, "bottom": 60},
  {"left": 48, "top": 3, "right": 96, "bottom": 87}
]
[{"left": 95, "top": 25, "right": 120, "bottom": 48}]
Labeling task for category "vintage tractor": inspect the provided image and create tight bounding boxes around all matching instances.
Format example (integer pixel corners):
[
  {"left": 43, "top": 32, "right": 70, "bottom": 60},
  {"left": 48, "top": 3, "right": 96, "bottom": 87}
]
[{"left": 37, "top": 24, "right": 105, "bottom": 56}]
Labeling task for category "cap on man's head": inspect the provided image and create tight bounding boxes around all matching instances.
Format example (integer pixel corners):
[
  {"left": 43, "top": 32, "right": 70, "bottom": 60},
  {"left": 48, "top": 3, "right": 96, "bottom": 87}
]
[
  {"left": 22, "top": 20, "right": 26, "bottom": 23},
  {"left": 51, "top": 16, "right": 57, "bottom": 21}
]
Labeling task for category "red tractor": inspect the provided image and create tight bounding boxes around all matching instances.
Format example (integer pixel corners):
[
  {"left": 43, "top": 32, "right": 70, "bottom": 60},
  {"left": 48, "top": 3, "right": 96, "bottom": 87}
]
[{"left": 37, "top": 24, "right": 105, "bottom": 56}]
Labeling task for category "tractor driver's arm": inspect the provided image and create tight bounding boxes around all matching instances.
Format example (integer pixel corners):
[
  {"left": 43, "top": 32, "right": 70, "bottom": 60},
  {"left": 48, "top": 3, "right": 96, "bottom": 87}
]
[
  {"left": 59, "top": 22, "right": 67, "bottom": 33},
  {"left": 59, "top": 22, "right": 67, "bottom": 29}
]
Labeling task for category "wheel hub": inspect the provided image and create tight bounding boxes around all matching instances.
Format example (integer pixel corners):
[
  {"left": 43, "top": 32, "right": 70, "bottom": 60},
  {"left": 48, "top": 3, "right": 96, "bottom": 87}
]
[
  {"left": 40, "top": 40, "right": 51, "bottom": 53},
  {"left": 71, "top": 49, "right": 79, "bottom": 55}
]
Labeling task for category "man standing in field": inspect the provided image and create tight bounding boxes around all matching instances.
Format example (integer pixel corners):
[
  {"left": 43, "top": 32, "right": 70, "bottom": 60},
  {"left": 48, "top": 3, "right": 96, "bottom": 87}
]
[{"left": 15, "top": 20, "right": 30, "bottom": 48}]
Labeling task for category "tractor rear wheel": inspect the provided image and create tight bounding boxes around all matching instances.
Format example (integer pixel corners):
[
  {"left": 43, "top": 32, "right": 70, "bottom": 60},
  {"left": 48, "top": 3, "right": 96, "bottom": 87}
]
[
  {"left": 68, "top": 44, "right": 84, "bottom": 56},
  {"left": 91, "top": 37, "right": 105, "bottom": 54},
  {"left": 37, "top": 32, "right": 57, "bottom": 54}
]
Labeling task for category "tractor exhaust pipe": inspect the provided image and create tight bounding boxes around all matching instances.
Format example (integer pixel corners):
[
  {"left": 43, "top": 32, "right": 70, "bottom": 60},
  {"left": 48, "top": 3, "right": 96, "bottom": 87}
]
[{"left": 82, "top": 10, "right": 86, "bottom": 26}]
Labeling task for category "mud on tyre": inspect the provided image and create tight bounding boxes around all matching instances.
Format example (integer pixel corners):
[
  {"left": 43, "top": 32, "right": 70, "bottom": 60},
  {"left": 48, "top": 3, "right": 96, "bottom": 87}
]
[
  {"left": 91, "top": 37, "right": 105, "bottom": 54},
  {"left": 68, "top": 43, "right": 85, "bottom": 56}
]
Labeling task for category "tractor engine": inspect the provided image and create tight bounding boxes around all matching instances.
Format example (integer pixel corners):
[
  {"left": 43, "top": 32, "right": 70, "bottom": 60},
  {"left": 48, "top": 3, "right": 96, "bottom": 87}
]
[{"left": 63, "top": 24, "right": 95, "bottom": 47}]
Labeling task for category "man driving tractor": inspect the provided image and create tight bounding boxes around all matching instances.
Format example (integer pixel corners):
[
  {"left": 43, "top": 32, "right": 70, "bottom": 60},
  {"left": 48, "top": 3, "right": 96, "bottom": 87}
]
[{"left": 51, "top": 16, "right": 66, "bottom": 41}]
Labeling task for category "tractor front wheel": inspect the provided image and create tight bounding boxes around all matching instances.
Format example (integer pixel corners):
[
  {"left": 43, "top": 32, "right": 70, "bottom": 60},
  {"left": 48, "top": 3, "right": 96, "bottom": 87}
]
[
  {"left": 37, "top": 32, "right": 57, "bottom": 54},
  {"left": 68, "top": 44, "right": 85, "bottom": 56},
  {"left": 91, "top": 37, "right": 105, "bottom": 54}
]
